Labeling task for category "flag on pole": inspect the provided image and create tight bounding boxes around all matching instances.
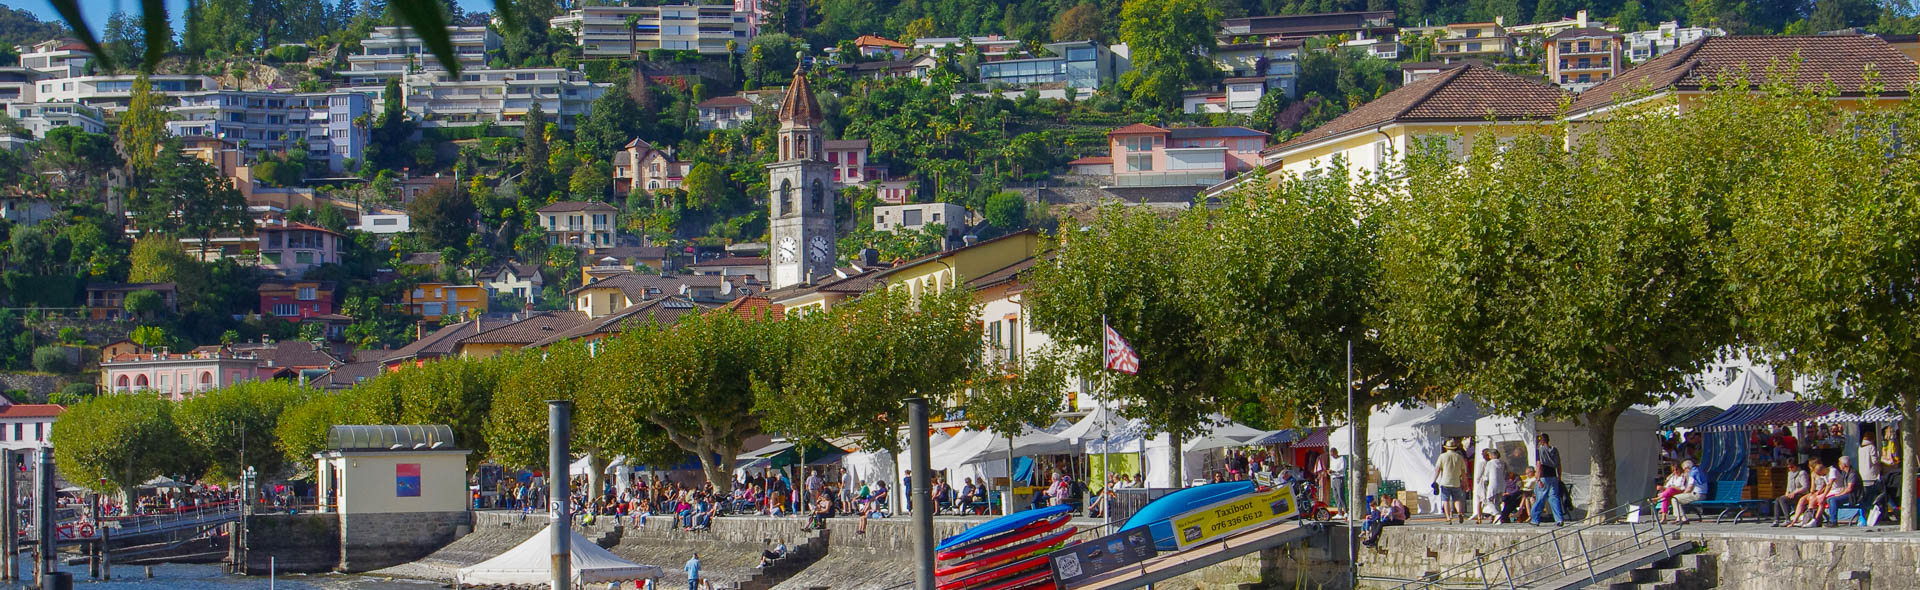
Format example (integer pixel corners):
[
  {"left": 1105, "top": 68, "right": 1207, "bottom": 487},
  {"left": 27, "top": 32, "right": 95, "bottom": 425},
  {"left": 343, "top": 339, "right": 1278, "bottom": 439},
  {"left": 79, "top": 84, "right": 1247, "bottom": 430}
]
[{"left": 1104, "top": 324, "right": 1140, "bottom": 374}]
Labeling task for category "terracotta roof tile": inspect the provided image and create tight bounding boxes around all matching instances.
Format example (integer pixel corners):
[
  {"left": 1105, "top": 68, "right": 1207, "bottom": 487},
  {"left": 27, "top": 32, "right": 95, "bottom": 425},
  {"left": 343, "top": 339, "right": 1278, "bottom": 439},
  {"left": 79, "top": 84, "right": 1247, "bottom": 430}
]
[
  {"left": 458, "top": 311, "right": 592, "bottom": 344},
  {"left": 698, "top": 96, "right": 754, "bottom": 108},
  {"left": 1573, "top": 35, "right": 1918, "bottom": 114},
  {"left": 778, "top": 68, "right": 824, "bottom": 124},
  {"left": 1108, "top": 123, "right": 1169, "bottom": 136},
  {"left": 0, "top": 405, "right": 64, "bottom": 419},
  {"left": 1267, "top": 66, "right": 1567, "bottom": 155}
]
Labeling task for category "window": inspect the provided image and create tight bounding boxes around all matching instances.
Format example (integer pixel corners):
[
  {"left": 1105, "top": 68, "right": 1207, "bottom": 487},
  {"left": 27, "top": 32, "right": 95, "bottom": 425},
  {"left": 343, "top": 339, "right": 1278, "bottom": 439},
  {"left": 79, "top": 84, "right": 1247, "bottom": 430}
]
[
  {"left": 10, "top": 424, "right": 17, "bottom": 441},
  {"left": 159, "top": 374, "right": 169, "bottom": 388},
  {"left": 34, "top": 424, "right": 41, "bottom": 441},
  {"left": 1466, "top": 42, "right": 1482, "bottom": 52},
  {"left": 201, "top": 372, "right": 213, "bottom": 386},
  {"left": 274, "top": 303, "right": 300, "bottom": 316},
  {"left": 297, "top": 287, "right": 317, "bottom": 300},
  {"left": 296, "top": 252, "right": 315, "bottom": 264},
  {"left": 117, "top": 375, "right": 129, "bottom": 390},
  {"left": 136, "top": 375, "right": 149, "bottom": 388},
  {"left": 1126, "top": 153, "right": 1153, "bottom": 171}
]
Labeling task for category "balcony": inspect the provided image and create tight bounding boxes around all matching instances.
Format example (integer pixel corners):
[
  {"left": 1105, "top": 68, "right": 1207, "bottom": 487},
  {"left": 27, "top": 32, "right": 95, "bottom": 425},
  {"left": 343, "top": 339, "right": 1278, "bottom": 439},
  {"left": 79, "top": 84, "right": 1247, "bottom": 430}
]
[{"left": 1106, "top": 170, "right": 1226, "bottom": 187}]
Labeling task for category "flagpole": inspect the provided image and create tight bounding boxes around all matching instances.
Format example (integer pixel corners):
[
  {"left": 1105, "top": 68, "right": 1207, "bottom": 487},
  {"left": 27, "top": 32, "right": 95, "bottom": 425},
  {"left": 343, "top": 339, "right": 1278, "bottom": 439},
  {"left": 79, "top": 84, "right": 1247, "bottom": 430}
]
[
  {"left": 1100, "top": 315, "right": 1112, "bottom": 530},
  {"left": 1346, "top": 339, "right": 1357, "bottom": 589}
]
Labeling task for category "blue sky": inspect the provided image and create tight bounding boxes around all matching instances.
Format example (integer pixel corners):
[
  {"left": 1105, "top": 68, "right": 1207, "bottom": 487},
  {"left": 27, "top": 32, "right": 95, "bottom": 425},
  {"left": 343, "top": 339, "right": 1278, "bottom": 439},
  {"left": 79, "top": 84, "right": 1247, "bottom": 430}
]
[{"left": 7, "top": 0, "right": 497, "bottom": 37}]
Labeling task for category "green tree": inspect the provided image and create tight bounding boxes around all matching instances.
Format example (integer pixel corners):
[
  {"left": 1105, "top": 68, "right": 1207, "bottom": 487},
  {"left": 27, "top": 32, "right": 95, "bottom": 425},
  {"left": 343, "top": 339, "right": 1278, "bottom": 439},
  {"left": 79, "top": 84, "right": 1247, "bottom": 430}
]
[
  {"left": 118, "top": 75, "right": 171, "bottom": 179},
  {"left": 1025, "top": 205, "right": 1231, "bottom": 479},
  {"left": 520, "top": 104, "right": 555, "bottom": 201},
  {"left": 575, "top": 77, "right": 646, "bottom": 160},
  {"left": 30, "top": 346, "right": 71, "bottom": 374},
  {"left": 1050, "top": 3, "right": 1106, "bottom": 42},
  {"left": 568, "top": 159, "right": 612, "bottom": 200},
  {"left": 52, "top": 394, "right": 183, "bottom": 502},
  {"left": 763, "top": 287, "right": 984, "bottom": 451},
  {"left": 407, "top": 185, "right": 477, "bottom": 250},
  {"left": 683, "top": 163, "right": 737, "bottom": 212},
  {"left": 1384, "top": 116, "right": 1741, "bottom": 516},
  {"left": 1118, "top": 0, "right": 1221, "bottom": 109},
  {"left": 129, "top": 235, "right": 208, "bottom": 297},
  {"left": 137, "top": 147, "right": 251, "bottom": 250},
  {"left": 122, "top": 289, "right": 165, "bottom": 319},
  {"left": 362, "top": 78, "right": 416, "bottom": 177},
  {"left": 1719, "top": 89, "right": 1920, "bottom": 530},
  {"left": 129, "top": 325, "right": 177, "bottom": 351},
  {"left": 34, "top": 127, "right": 120, "bottom": 203},
  {"left": 173, "top": 381, "right": 310, "bottom": 483},
  {"left": 1191, "top": 166, "right": 1430, "bottom": 512},
  {"left": 982, "top": 191, "right": 1026, "bottom": 230}
]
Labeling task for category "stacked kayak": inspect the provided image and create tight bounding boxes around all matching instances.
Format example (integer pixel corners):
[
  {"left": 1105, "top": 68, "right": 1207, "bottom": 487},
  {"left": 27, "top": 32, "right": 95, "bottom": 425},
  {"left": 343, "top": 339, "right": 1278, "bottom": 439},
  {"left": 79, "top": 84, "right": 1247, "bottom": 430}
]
[
  {"left": 1119, "top": 481, "right": 1257, "bottom": 550},
  {"left": 934, "top": 505, "right": 1075, "bottom": 590}
]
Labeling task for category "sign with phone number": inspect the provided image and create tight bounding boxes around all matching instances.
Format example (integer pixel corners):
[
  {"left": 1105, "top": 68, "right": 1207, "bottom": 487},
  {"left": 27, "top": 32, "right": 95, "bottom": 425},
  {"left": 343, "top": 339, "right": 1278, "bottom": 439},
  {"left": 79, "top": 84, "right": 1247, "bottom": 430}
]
[{"left": 1170, "top": 485, "right": 1298, "bottom": 550}]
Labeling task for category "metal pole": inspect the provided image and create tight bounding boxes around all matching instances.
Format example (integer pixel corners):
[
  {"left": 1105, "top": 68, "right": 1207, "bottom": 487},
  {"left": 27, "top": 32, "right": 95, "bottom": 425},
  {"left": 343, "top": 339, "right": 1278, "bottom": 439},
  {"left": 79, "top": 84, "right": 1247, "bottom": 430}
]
[
  {"left": 1346, "top": 339, "right": 1356, "bottom": 589},
  {"left": 548, "top": 400, "right": 573, "bottom": 590},
  {"left": 3, "top": 449, "right": 14, "bottom": 582},
  {"left": 37, "top": 448, "right": 54, "bottom": 590},
  {"left": 908, "top": 398, "right": 934, "bottom": 590}
]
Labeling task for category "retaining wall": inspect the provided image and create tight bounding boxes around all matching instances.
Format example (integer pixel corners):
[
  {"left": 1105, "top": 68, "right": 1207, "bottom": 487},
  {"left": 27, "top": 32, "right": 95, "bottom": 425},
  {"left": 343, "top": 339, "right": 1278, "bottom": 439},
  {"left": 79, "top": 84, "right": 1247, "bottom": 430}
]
[
  {"left": 338, "top": 509, "right": 471, "bottom": 572},
  {"left": 243, "top": 513, "right": 340, "bottom": 574}
]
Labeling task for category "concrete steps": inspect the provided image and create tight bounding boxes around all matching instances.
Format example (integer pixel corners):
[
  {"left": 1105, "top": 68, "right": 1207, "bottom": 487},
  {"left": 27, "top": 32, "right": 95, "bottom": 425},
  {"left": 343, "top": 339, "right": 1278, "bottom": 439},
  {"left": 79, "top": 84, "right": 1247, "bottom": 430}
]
[
  {"left": 725, "top": 527, "right": 831, "bottom": 590},
  {"left": 1606, "top": 552, "right": 1716, "bottom": 590}
]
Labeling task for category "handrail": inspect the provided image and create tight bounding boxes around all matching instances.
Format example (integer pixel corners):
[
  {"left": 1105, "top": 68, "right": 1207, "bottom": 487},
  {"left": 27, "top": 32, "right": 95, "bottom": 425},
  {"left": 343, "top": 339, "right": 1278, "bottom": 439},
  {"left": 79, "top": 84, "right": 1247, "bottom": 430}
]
[{"left": 1389, "top": 495, "right": 1671, "bottom": 590}]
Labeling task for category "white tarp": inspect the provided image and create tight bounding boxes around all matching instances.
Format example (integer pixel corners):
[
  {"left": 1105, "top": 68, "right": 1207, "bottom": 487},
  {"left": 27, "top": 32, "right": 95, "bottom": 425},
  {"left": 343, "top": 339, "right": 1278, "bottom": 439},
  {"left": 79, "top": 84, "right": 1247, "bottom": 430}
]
[
  {"left": 930, "top": 430, "right": 993, "bottom": 471},
  {"left": 1473, "top": 409, "right": 1661, "bottom": 512},
  {"left": 1330, "top": 393, "right": 1483, "bottom": 501},
  {"left": 455, "top": 525, "right": 663, "bottom": 586},
  {"left": 1057, "top": 405, "right": 1126, "bottom": 444}
]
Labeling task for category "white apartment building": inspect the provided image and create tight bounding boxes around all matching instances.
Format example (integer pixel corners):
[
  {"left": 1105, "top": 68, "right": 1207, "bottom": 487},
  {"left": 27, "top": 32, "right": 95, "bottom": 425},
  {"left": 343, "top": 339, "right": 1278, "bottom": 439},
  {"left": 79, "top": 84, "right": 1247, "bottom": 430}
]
[
  {"left": 8, "top": 102, "right": 106, "bottom": 136},
  {"left": 14, "top": 40, "right": 91, "bottom": 77},
  {"left": 550, "top": 5, "right": 750, "bottom": 57},
  {"left": 33, "top": 74, "right": 218, "bottom": 113},
  {"left": 0, "top": 67, "right": 49, "bottom": 107},
  {"left": 1625, "top": 22, "right": 1726, "bottom": 62},
  {"left": 402, "top": 68, "right": 608, "bottom": 129},
  {"left": 344, "top": 26, "right": 500, "bottom": 87},
  {"left": 166, "top": 91, "right": 371, "bottom": 174}
]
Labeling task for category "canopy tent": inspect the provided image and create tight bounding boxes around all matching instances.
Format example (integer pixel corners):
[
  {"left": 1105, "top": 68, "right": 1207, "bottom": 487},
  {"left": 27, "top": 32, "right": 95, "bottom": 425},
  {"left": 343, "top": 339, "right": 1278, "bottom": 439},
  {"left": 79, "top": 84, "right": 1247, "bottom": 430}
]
[
  {"left": 1057, "top": 406, "right": 1128, "bottom": 444},
  {"left": 1815, "top": 407, "right": 1905, "bottom": 424},
  {"left": 569, "top": 455, "right": 630, "bottom": 477},
  {"left": 456, "top": 525, "right": 663, "bottom": 586},
  {"left": 1249, "top": 429, "right": 1302, "bottom": 446},
  {"left": 140, "top": 476, "right": 188, "bottom": 490},
  {"left": 1474, "top": 409, "right": 1661, "bottom": 512},
  {"left": 1330, "top": 393, "right": 1484, "bottom": 496}
]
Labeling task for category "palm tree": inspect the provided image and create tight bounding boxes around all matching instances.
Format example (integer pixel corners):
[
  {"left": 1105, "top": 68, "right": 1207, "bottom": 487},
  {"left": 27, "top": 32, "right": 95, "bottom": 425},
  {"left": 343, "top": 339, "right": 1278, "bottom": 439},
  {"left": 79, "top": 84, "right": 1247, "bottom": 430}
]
[{"left": 627, "top": 15, "right": 642, "bottom": 61}]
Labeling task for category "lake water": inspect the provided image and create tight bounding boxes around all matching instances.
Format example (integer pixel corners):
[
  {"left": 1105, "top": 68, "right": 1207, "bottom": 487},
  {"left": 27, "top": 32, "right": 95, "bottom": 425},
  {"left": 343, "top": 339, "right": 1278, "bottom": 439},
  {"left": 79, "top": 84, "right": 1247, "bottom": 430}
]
[{"left": 0, "top": 564, "right": 443, "bottom": 589}]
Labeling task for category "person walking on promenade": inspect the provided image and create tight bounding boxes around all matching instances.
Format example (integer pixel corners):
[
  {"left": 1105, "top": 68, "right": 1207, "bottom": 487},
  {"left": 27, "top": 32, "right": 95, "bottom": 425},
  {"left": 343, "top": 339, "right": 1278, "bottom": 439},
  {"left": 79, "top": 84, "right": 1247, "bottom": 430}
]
[
  {"left": 1529, "top": 433, "right": 1566, "bottom": 526},
  {"left": 684, "top": 553, "right": 702, "bottom": 590},
  {"left": 1434, "top": 439, "right": 1469, "bottom": 524},
  {"left": 1475, "top": 448, "right": 1507, "bottom": 524}
]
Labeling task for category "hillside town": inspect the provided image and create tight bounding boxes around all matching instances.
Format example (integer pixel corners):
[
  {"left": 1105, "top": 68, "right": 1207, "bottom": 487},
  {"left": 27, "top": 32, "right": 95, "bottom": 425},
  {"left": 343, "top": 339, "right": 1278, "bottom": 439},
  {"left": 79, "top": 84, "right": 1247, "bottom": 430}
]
[{"left": 2, "top": 0, "right": 1920, "bottom": 588}]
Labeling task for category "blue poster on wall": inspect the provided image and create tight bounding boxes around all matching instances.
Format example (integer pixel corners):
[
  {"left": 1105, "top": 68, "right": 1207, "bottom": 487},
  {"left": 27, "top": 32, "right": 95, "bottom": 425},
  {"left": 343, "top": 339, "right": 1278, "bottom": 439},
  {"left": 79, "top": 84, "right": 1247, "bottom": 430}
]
[{"left": 397, "top": 463, "right": 422, "bottom": 497}]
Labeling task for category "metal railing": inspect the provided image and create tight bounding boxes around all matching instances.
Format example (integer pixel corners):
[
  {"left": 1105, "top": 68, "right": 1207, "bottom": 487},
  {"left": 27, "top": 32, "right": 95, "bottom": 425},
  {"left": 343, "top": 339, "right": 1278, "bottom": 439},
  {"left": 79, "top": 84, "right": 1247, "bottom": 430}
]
[{"left": 1389, "top": 496, "right": 1673, "bottom": 590}]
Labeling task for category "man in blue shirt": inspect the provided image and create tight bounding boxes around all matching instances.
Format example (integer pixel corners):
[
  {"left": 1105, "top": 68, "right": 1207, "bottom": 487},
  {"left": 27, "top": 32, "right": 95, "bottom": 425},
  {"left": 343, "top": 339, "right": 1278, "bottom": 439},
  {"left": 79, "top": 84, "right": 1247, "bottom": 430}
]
[
  {"left": 1529, "top": 433, "right": 1566, "bottom": 526},
  {"left": 685, "top": 553, "right": 701, "bottom": 590},
  {"left": 1823, "top": 457, "right": 1862, "bottom": 527},
  {"left": 902, "top": 469, "right": 913, "bottom": 513}
]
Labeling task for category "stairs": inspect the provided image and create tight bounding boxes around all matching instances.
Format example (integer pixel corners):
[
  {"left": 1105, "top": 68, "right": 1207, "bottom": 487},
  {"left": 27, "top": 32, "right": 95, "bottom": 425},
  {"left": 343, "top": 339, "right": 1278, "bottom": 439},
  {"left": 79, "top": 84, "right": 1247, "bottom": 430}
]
[
  {"left": 724, "top": 527, "right": 832, "bottom": 590},
  {"left": 1605, "top": 552, "right": 1716, "bottom": 590}
]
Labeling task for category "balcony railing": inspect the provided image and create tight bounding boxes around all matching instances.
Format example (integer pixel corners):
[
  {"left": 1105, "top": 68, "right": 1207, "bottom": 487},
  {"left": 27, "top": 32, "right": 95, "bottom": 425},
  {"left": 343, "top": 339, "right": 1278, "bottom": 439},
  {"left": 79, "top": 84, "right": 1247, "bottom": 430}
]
[{"left": 1107, "top": 170, "right": 1226, "bottom": 187}]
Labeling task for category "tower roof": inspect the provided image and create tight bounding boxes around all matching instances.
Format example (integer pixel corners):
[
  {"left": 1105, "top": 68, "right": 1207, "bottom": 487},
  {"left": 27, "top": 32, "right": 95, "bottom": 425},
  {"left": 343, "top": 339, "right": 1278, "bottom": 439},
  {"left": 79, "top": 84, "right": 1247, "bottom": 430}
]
[{"left": 778, "top": 66, "right": 824, "bottom": 125}]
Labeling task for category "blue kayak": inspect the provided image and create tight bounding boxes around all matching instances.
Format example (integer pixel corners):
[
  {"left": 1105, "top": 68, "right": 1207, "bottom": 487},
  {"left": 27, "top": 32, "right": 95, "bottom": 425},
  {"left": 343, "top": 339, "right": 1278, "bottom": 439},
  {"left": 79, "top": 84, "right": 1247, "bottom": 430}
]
[
  {"left": 936, "top": 504, "right": 1074, "bottom": 552},
  {"left": 1120, "top": 481, "right": 1257, "bottom": 550}
]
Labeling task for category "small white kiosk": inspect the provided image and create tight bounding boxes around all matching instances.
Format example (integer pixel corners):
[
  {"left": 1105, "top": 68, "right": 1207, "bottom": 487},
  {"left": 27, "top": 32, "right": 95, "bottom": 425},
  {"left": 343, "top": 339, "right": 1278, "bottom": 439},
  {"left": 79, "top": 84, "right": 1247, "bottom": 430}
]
[{"left": 315, "top": 425, "right": 473, "bottom": 571}]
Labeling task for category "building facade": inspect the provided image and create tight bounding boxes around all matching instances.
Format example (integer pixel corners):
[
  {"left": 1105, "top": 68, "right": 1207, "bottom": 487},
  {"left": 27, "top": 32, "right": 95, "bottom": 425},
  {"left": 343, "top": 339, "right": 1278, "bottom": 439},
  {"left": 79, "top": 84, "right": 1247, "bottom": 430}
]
[
  {"left": 6, "top": 102, "right": 106, "bottom": 138},
  {"left": 403, "top": 283, "right": 488, "bottom": 321},
  {"left": 1546, "top": 28, "right": 1624, "bottom": 92},
  {"left": 0, "top": 404, "right": 62, "bottom": 451},
  {"left": 614, "top": 138, "right": 693, "bottom": 194},
  {"left": 402, "top": 68, "right": 607, "bottom": 129},
  {"left": 101, "top": 352, "right": 266, "bottom": 400},
  {"left": 1219, "top": 11, "right": 1397, "bottom": 42},
  {"left": 550, "top": 5, "right": 750, "bottom": 57},
  {"left": 33, "top": 74, "right": 217, "bottom": 112},
  {"left": 696, "top": 95, "right": 756, "bottom": 130},
  {"left": 874, "top": 203, "right": 966, "bottom": 235},
  {"left": 85, "top": 283, "right": 177, "bottom": 320},
  {"left": 976, "top": 41, "right": 1130, "bottom": 90},
  {"left": 166, "top": 91, "right": 371, "bottom": 173},
  {"left": 15, "top": 40, "right": 90, "bottom": 76},
  {"left": 824, "top": 139, "right": 886, "bottom": 185},
  {"left": 344, "top": 26, "right": 499, "bottom": 86},
  {"left": 258, "top": 222, "right": 345, "bottom": 277},
  {"left": 1106, "top": 124, "right": 1269, "bottom": 187},
  {"left": 259, "top": 279, "right": 338, "bottom": 320},
  {"left": 537, "top": 201, "right": 619, "bottom": 247},
  {"left": 1624, "top": 22, "right": 1726, "bottom": 62},
  {"left": 1435, "top": 21, "right": 1512, "bottom": 62}
]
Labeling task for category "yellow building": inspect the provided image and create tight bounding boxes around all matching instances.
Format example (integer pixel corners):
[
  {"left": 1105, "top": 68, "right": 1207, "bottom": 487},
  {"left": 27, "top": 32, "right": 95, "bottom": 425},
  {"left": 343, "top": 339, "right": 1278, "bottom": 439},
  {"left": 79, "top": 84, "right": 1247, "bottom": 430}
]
[
  {"left": 874, "top": 231, "right": 1042, "bottom": 298},
  {"left": 1212, "top": 65, "right": 1566, "bottom": 195},
  {"left": 1434, "top": 21, "right": 1511, "bottom": 61},
  {"left": 403, "top": 283, "right": 488, "bottom": 322}
]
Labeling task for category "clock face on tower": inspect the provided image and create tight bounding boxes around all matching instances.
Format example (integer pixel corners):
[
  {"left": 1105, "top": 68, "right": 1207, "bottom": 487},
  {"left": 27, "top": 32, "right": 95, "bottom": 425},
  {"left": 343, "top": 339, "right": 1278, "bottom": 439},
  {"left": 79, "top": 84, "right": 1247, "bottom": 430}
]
[
  {"left": 777, "top": 236, "right": 798, "bottom": 263},
  {"left": 809, "top": 236, "right": 831, "bottom": 263}
]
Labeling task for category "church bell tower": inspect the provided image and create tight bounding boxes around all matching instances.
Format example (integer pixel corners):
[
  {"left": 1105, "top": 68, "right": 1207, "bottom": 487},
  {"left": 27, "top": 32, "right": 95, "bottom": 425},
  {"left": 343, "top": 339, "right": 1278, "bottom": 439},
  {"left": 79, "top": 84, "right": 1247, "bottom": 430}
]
[{"left": 767, "top": 64, "right": 836, "bottom": 289}]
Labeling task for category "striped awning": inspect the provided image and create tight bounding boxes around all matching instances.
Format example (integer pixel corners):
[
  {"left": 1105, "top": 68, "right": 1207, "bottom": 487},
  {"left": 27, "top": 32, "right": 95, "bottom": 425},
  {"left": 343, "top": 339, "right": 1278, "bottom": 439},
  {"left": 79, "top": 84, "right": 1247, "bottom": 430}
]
[
  {"left": 1699, "top": 401, "right": 1836, "bottom": 432},
  {"left": 1656, "top": 406, "right": 1723, "bottom": 430},
  {"left": 1250, "top": 429, "right": 1302, "bottom": 446},
  {"left": 1815, "top": 407, "right": 1905, "bottom": 424},
  {"left": 1292, "top": 428, "right": 1330, "bottom": 449}
]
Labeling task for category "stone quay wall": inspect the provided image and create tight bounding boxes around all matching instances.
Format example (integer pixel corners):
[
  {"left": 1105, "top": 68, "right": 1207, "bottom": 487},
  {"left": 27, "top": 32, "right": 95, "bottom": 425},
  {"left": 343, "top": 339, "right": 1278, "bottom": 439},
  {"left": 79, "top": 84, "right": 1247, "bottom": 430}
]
[
  {"left": 242, "top": 513, "right": 340, "bottom": 574},
  {"left": 337, "top": 509, "right": 472, "bottom": 572}
]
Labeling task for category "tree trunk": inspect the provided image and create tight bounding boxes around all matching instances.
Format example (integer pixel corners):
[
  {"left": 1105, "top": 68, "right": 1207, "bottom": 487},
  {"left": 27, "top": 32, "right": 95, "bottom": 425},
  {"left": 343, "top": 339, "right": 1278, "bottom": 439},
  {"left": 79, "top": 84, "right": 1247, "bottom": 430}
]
[
  {"left": 1585, "top": 403, "right": 1629, "bottom": 520},
  {"left": 697, "top": 441, "right": 733, "bottom": 493},
  {"left": 1902, "top": 395, "right": 1917, "bottom": 532},
  {"left": 585, "top": 450, "right": 607, "bottom": 504},
  {"left": 1349, "top": 418, "right": 1369, "bottom": 516},
  {"left": 1170, "top": 432, "right": 1183, "bottom": 487}
]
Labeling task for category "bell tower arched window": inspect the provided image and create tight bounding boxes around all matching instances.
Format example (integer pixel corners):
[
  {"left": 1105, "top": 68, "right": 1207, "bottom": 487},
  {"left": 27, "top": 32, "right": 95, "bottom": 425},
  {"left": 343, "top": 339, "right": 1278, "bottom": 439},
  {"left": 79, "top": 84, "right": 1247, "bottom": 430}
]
[{"left": 810, "top": 179, "right": 824, "bottom": 211}]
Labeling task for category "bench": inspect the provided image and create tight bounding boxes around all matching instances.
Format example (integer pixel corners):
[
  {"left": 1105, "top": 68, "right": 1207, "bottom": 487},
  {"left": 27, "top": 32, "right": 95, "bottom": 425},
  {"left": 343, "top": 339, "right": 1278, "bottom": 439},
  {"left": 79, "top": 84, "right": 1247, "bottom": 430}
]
[{"left": 1684, "top": 480, "right": 1768, "bottom": 523}]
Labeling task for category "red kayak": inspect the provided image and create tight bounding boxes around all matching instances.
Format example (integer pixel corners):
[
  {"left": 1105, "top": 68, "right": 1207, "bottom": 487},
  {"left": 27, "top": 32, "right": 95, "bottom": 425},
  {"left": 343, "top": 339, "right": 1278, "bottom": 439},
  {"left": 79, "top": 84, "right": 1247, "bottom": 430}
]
[
  {"left": 937, "top": 554, "right": 1050, "bottom": 590},
  {"left": 973, "top": 568, "right": 1054, "bottom": 590},
  {"left": 936, "top": 514, "right": 1069, "bottom": 562},
  {"left": 935, "top": 526, "right": 1076, "bottom": 579}
]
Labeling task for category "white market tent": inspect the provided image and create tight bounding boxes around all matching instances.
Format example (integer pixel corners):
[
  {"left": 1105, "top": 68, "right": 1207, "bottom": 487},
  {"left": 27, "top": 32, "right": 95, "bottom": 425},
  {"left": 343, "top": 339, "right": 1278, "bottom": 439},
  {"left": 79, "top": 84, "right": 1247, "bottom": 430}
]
[
  {"left": 1058, "top": 406, "right": 1127, "bottom": 445},
  {"left": 1330, "top": 393, "right": 1483, "bottom": 501},
  {"left": 456, "top": 525, "right": 663, "bottom": 586},
  {"left": 1473, "top": 408, "right": 1661, "bottom": 511}
]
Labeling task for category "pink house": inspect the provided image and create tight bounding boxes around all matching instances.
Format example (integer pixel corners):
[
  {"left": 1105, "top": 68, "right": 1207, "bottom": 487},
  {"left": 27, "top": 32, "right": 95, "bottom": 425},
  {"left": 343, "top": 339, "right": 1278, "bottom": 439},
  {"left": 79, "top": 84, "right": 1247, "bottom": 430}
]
[
  {"left": 100, "top": 351, "right": 268, "bottom": 401},
  {"left": 258, "top": 221, "right": 345, "bottom": 278},
  {"left": 824, "top": 139, "right": 888, "bottom": 186},
  {"left": 1106, "top": 124, "right": 1269, "bottom": 187}
]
